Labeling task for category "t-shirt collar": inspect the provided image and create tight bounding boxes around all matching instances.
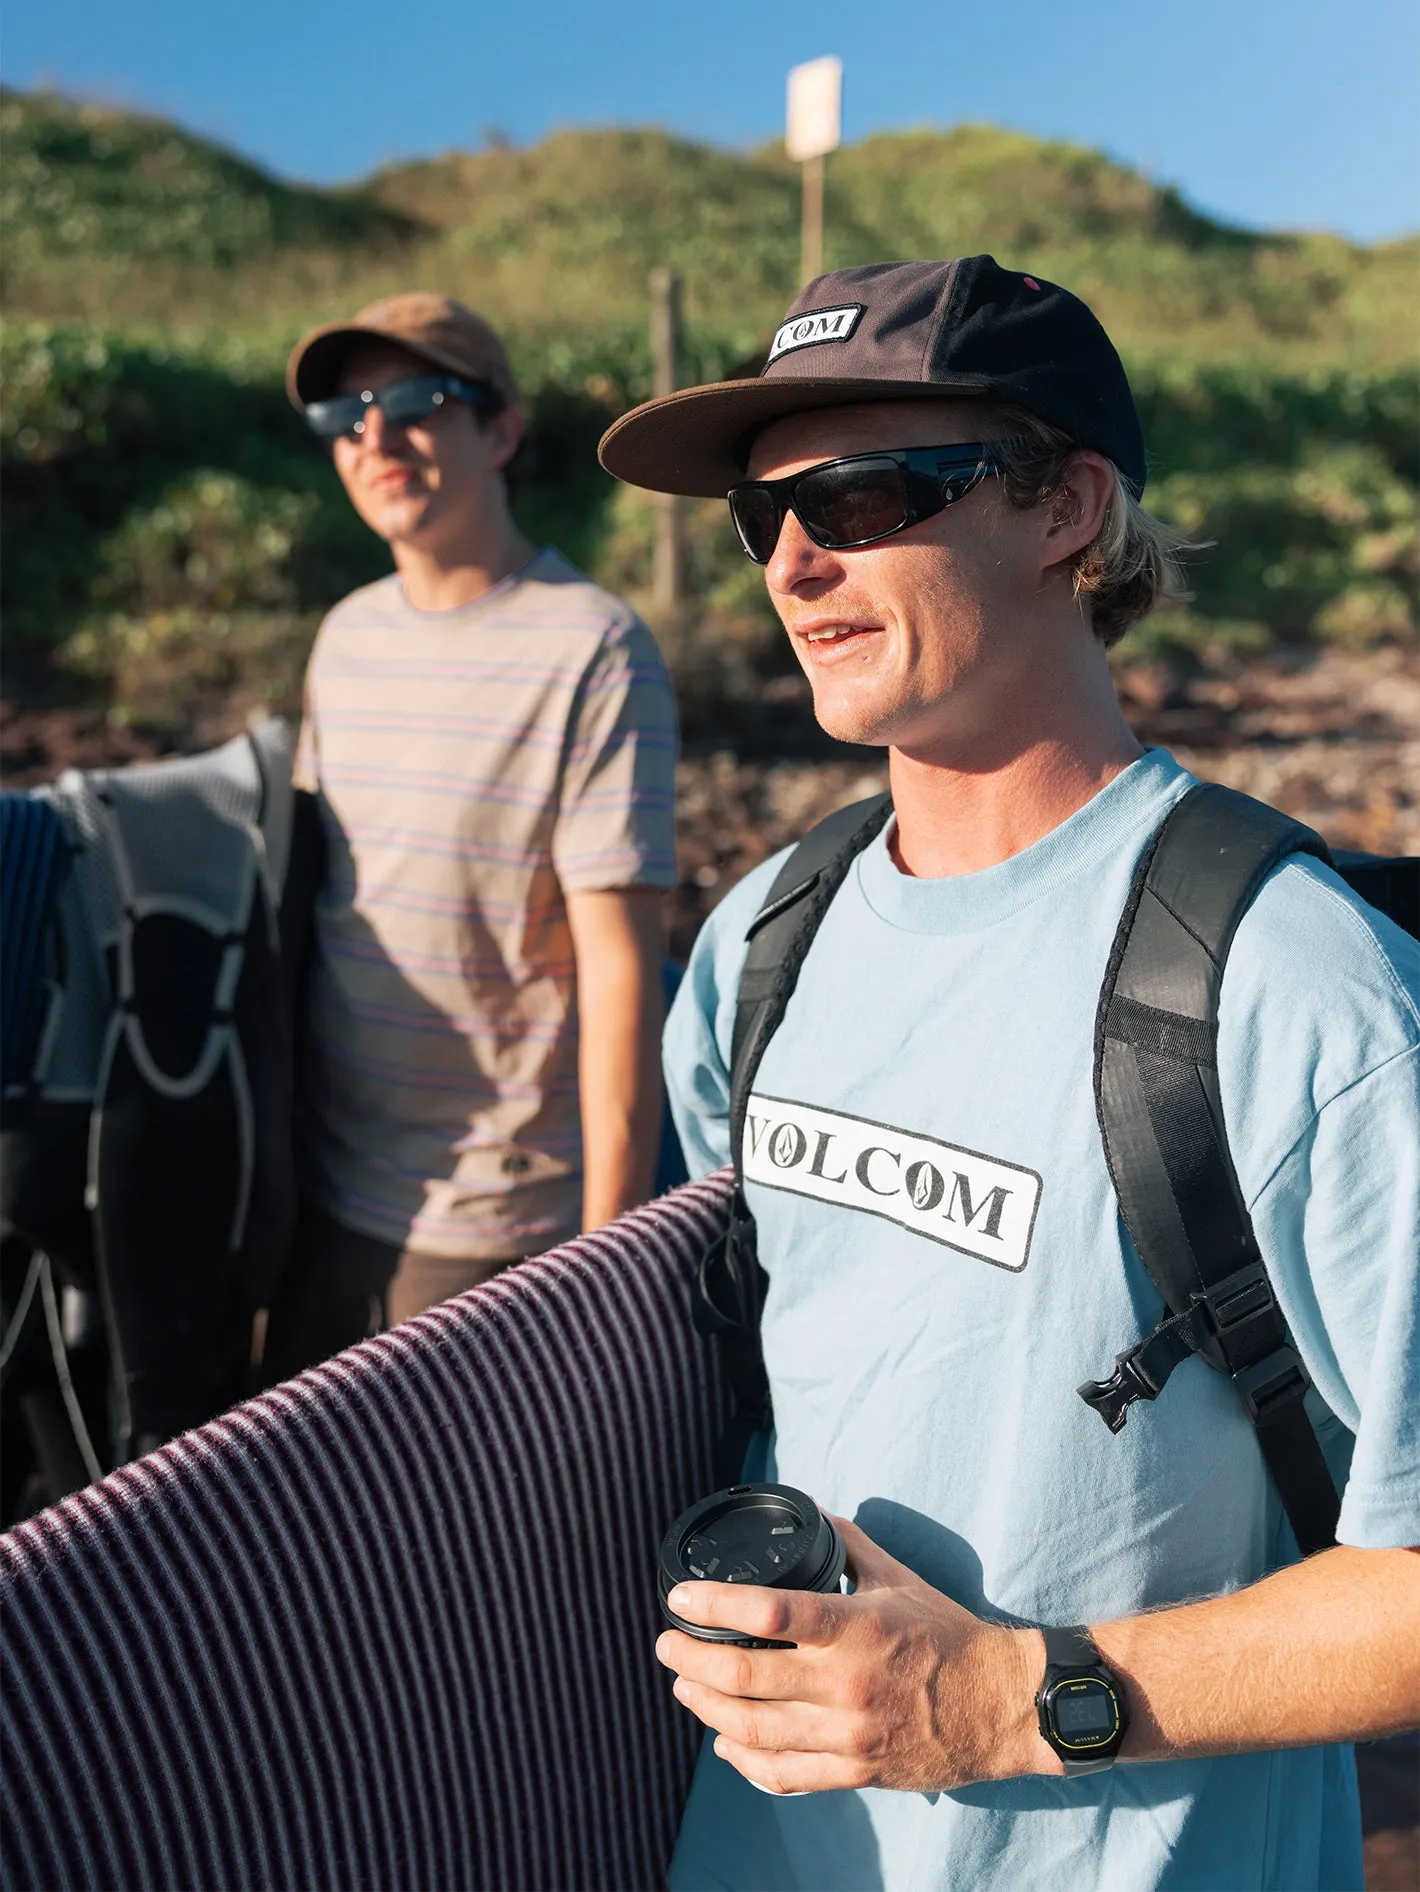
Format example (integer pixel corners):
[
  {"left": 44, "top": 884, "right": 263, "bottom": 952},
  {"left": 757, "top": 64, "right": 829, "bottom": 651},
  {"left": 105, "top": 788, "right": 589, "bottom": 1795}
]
[
  {"left": 856, "top": 747, "right": 1193, "bottom": 936},
  {"left": 392, "top": 544, "right": 555, "bottom": 619}
]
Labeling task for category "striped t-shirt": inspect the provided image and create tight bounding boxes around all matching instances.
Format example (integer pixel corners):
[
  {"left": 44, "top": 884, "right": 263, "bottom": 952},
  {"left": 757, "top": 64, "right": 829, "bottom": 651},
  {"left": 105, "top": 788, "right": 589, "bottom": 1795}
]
[{"left": 294, "top": 547, "right": 678, "bottom": 1258}]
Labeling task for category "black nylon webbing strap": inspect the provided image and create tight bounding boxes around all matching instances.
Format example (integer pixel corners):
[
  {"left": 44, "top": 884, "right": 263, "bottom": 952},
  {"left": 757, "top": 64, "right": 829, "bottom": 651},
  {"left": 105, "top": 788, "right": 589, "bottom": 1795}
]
[
  {"left": 729, "top": 793, "right": 893, "bottom": 1169},
  {"left": 697, "top": 793, "right": 892, "bottom": 1478},
  {"left": 1084, "top": 782, "right": 1341, "bottom": 1556}
]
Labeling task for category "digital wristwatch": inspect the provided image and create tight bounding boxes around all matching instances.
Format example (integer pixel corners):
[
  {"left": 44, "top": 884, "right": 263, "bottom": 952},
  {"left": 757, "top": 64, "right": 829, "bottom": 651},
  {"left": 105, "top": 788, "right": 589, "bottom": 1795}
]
[{"left": 1035, "top": 1625, "right": 1128, "bottom": 1775}]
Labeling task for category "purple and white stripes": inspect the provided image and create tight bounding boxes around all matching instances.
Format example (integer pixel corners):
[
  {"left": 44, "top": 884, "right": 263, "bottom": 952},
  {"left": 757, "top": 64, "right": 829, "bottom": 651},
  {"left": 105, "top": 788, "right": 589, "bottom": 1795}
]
[{"left": 1, "top": 1172, "right": 734, "bottom": 1892}]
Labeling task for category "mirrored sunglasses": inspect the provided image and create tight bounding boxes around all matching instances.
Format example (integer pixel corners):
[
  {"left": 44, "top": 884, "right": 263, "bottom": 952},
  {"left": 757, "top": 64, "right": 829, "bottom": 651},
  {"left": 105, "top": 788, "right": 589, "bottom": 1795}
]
[
  {"left": 728, "top": 444, "right": 998, "bottom": 564},
  {"left": 304, "top": 374, "right": 501, "bottom": 441}
]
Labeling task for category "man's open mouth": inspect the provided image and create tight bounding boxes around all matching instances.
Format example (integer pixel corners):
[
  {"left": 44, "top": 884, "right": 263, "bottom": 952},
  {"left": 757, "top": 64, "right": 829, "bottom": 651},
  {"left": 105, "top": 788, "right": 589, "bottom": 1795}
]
[{"left": 797, "top": 622, "right": 882, "bottom": 657}]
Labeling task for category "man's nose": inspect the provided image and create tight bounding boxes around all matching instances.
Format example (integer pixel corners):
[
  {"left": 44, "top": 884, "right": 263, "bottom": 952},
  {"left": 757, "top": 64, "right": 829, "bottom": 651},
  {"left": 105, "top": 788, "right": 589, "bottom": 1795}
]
[
  {"left": 765, "top": 508, "right": 843, "bottom": 597},
  {"left": 357, "top": 402, "right": 390, "bottom": 452}
]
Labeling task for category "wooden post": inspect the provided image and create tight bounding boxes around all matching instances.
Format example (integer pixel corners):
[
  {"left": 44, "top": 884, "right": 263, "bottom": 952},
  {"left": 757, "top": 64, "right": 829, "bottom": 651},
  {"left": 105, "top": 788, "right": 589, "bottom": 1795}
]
[
  {"left": 786, "top": 56, "right": 840, "bottom": 286},
  {"left": 650, "top": 266, "right": 685, "bottom": 612},
  {"left": 800, "top": 152, "right": 825, "bottom": 287}
]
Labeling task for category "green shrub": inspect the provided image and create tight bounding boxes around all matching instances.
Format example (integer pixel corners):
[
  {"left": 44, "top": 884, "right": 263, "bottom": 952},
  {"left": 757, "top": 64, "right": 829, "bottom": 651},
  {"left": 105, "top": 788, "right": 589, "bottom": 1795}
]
[
  {"left": 3, "top": 91, "right": 1415, "bottom": 734},
  {"left": 1134, "top": 364, "right": 1419, "bottom": 483},
  {"left": 62, "top": 611, "right": 316, "bottom": 734},
  {"left": 0, "top": 89, "right": 419, "bottom": 272},
  {"left": 0, "top": 321, "right": 633, "bottom": 693},
  {"left": 0, "top": 322, "right": 389, "bottom": 667},
  {"left": 1148, "top": 442, "right": 1417, "bottom": 637},
  {"left": 92, "top": 471, "right": 319, "bottom": 614}
]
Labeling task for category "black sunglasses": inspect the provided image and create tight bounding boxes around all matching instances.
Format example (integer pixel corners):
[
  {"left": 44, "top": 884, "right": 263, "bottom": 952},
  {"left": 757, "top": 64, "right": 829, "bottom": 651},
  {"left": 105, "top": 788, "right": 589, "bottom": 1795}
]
[
  {"left": 304, "top": 374, "right": 502, "bottom": 441},
  {"left": 728, "top": 443, "right": 998, "bottom": 564}
]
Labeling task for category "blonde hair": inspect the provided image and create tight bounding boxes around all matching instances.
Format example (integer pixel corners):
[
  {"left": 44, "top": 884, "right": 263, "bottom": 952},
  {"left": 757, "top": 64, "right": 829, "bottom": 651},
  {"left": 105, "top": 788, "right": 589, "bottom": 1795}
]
[{"left": 972, "top": 400, "right": 1199, "bottom": 647}]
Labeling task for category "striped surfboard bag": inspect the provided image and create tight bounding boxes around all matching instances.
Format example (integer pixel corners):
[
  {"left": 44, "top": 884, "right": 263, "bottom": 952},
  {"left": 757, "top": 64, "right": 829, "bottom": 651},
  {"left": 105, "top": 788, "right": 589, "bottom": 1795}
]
[{"left": 0, "top": 1172, "right": 733, "bottom": 1892}]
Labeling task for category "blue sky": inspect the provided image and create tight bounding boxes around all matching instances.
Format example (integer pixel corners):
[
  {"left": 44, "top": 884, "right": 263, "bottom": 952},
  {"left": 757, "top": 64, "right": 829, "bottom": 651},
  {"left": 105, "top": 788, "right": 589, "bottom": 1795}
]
[{"left": 5, "top": 0, "right": 1417, "bottom": 242}]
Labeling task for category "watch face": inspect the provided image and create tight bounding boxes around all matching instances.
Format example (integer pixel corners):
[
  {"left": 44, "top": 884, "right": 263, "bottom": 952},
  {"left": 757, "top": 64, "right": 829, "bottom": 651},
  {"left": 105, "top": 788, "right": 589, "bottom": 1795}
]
[{"left": 1048, "top": 1677, "right": 1122, "bottom": 1750}]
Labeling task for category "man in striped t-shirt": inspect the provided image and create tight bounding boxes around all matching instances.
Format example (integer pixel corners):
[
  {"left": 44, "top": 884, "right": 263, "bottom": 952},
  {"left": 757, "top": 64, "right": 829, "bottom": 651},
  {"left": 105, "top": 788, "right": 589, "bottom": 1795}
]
[{"left": 263, "top": 294, "right": 678, "bottom": 1376}]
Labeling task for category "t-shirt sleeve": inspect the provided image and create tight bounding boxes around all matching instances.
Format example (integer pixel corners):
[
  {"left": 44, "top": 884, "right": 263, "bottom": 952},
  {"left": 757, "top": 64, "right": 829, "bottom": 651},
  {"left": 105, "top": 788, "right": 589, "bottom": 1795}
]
[
  {"left": 552, "top": 618, "right": 678, "bottom": 893},
  {"left": 664, "top": 930, "right": 735, "bottom": 1178},
  {"left": 1224, "top": 861, "right": 1420, "bottom": 1553},
  {"left": 1251, "top": 1045, "right": 1420, "bottom": 1550}
]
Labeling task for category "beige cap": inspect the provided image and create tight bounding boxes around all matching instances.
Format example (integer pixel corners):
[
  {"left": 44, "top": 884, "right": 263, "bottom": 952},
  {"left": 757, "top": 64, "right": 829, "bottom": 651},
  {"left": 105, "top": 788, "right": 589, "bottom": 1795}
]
[{"left": 286, "top": 292, "right": 519, "bottom": 410}]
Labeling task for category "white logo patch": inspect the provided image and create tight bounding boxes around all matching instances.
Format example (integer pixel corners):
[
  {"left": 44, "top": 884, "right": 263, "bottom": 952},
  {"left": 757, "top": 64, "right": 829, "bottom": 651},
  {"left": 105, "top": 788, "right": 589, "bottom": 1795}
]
[
  {"left": 743, "top": 1094, "right": 1042, "bottom": 1272},
  {"left": 766, "top": 304, "right": 864, "bottom": 364}
]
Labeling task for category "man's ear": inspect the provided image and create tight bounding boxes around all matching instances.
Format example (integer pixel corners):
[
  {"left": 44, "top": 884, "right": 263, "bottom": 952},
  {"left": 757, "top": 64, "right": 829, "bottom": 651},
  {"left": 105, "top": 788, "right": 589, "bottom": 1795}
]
[
  {"left": 1041, "top": 452, "right": 1113, "bottom": 570},
  {"left": 487, "top": 403, "right": 527, "bottom": 474}
]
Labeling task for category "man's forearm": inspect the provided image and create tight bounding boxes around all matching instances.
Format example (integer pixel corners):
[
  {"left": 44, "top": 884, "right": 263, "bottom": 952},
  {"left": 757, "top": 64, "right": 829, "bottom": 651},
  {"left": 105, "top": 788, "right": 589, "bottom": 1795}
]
[
  {"left": 994, "top": 1544, "right": 1420, "bottom": 1777},
  {"left": 567, "top": 887, "right": 665, "bottom": 1230},
  {"left": 659, "top": 1518, "right": 1419, "bottom": 1798},
  {"left": 579, "top": 1017, "right": 662, "bottom": 1228}
]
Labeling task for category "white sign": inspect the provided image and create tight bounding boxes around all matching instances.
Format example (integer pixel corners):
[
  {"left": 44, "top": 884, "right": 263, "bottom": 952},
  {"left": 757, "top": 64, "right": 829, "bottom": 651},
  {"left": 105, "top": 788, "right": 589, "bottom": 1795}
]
[
  {"left": 785, "top": 55, "right": 842, "bottom": 163},
  {"left": 742, "top": 1093, "right": 1043, "bottom": 1273}
]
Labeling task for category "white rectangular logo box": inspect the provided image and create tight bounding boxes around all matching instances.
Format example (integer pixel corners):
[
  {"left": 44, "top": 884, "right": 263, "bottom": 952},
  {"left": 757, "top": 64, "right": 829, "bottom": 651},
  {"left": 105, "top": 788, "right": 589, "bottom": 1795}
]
[
  {"left": 766, "top": 304, "right": 863, "bottom": 363},
  {"left": 743, "top": 1094, "right": 1043, "bottom": 1272}
]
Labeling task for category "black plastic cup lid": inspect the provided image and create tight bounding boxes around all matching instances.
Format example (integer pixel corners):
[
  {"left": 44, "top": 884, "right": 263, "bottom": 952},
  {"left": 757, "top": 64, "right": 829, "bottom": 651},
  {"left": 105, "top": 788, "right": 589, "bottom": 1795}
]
[{"left": 658, "top": 1483, "right": 846, "bottom": 1645}]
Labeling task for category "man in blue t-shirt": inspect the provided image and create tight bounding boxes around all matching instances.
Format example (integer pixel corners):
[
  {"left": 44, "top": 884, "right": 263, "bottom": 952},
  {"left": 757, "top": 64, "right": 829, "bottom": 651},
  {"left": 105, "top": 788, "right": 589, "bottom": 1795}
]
[{"left": 599, "top": 259, "right": 1419, "bottom": 1891}]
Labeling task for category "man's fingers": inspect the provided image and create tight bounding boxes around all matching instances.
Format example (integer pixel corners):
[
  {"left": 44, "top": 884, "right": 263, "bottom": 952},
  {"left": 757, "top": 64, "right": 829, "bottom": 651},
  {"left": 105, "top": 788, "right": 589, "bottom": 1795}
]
[
  {"left": 656, "top": 1629, "right": 805, "bottom": 1699},
  {"left": 711, "top": 1737, "right": 870, "bottom": 1797},
  {"left": 830, "top": 1513, "right": 912, "bottom": 1593},
  {"left": 672, "top": 1676, "right": 866, "bottom": 1759},
  {"left": 664, "top": 1580, "right": 850, "bottom": 1647}
]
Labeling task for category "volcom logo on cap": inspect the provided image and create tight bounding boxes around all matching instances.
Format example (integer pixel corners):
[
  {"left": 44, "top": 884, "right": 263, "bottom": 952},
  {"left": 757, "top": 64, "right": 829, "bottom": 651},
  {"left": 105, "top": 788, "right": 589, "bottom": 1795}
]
[
  {"left": 766, "top": 304, "right": 865, "bottom": 364},
  {"left": 743, "top": 1094, "right": 1042, "bottom": 1272}
]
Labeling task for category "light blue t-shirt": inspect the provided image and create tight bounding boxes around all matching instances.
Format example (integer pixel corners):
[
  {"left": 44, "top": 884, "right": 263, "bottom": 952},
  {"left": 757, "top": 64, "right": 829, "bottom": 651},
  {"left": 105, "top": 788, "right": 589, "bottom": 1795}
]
[{"left": 663, "top": 750, "right": 1420, "bottom": 1892}]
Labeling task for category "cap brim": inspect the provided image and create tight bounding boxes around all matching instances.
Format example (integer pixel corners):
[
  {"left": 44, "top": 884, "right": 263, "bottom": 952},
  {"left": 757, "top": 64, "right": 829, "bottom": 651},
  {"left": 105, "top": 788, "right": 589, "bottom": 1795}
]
[
  {"left": 286, "top": 323, "right": 474, "bottom": 409},
  {"left": 598, "top": 375, "right": 996, "bottom": 498}
]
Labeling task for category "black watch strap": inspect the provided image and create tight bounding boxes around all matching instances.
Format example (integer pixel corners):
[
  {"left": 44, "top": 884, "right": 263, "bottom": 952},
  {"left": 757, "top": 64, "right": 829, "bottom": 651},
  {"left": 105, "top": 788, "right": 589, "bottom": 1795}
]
[
  {"left": 1043, "top": 1624, "right": 1102, "bottom": 1670},
  {"left": 1037, "top": 1624, "right": 1127, "bottom": 1777}
]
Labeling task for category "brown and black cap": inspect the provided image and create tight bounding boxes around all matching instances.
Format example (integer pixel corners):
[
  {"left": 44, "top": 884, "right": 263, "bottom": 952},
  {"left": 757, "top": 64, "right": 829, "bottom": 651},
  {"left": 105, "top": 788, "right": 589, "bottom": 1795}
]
[{"left": 598, "top": 255, "right": 1147, "bottom": 498}]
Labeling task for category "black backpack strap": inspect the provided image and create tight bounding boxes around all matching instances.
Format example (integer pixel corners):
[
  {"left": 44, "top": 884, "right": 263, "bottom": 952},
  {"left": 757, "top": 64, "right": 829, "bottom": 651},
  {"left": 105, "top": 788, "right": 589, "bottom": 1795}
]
[
  {"left": 1080, "top": 782, "right": 1341, "bottom": 1556},
  {"left": 696, "top": 792, "right": 893, "bottom": 1479},
  {"left": 729, "top": 793, "right": 895, "bottom": 1161}
]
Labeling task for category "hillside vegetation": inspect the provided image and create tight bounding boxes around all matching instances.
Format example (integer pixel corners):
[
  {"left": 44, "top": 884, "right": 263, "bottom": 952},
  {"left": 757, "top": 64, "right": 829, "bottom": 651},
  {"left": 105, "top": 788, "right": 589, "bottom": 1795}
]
[{"left": 1, "top": 88, "right": 1415, "bottom": 741}]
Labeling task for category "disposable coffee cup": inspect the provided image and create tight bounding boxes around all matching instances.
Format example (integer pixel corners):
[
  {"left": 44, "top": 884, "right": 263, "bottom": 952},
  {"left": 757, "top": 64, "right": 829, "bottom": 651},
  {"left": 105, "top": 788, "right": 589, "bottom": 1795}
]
[{"left": 658, "top": 1482, "right": 847, "bottom": 1649}]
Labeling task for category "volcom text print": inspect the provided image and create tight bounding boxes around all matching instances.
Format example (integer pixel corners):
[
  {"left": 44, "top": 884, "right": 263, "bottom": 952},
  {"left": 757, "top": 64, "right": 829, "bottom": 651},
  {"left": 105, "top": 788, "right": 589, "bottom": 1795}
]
[{"left": 744, "top": 1094, "right": 1042, "bottom": 1271}]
